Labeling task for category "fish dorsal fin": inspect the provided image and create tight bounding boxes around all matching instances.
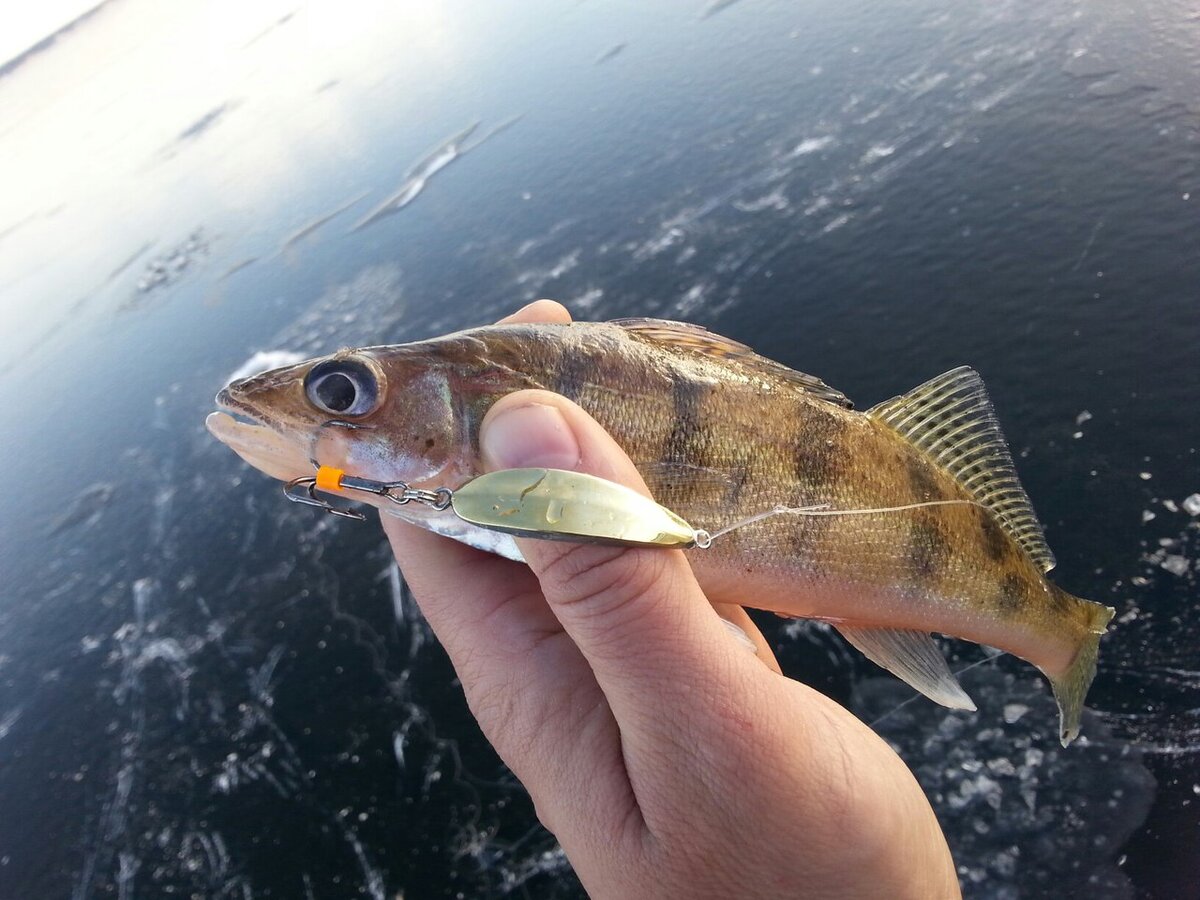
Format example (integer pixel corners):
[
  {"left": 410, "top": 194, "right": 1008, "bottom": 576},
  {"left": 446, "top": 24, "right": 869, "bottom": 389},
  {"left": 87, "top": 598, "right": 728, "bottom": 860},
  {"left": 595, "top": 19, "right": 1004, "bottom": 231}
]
[
  {"left": 612, "top": 318, "right": 854, "bottom": 409},
  {"left": 867, "top": 366, "right": 1056, "bottom": 573},
  {"left": 835, "top": 625, "right": 976, "bottom": 711}
]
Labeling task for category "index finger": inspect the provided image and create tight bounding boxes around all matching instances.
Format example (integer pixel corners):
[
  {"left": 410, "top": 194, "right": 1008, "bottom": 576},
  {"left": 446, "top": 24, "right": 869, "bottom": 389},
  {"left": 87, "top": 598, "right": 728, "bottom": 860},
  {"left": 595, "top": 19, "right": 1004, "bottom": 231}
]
[{"left": 497, "top": 298, "right": 572, "bottom": 325}]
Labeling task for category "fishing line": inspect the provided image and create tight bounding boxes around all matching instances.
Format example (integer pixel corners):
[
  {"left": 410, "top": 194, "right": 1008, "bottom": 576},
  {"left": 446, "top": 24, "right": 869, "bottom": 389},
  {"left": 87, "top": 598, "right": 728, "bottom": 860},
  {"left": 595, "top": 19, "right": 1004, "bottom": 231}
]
[
  {"left": 867, "top": 653, "right": 998, "bottom": 727},
  {"left": 695, "top": 499, "right": 983, "bottom": 548}
]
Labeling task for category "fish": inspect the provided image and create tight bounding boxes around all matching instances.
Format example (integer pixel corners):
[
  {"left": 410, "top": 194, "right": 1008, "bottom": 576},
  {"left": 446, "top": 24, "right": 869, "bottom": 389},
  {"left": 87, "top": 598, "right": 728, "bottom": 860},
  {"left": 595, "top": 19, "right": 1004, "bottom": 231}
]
[{"left": 206, "top": 317, "right": 1114, "bottom": 745}]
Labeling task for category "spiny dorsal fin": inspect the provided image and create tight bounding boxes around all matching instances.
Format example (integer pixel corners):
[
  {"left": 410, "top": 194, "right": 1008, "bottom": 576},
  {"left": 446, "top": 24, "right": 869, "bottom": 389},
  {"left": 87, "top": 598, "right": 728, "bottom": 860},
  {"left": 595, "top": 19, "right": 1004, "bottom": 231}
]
[
  {"left": 868, "top": 366, "right": 1056, "bottom": 573},
  {"left": 612, "top": 318, "right": 853, "bottom": 409},
  {"left": 835, "top": 625, "right": 976, "bottom": 711}
]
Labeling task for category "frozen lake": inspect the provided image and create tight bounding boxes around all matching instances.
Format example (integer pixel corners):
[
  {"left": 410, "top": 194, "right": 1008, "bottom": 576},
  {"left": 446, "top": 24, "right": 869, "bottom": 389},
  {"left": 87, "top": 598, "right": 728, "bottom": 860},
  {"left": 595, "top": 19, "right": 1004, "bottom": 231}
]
[{"left": 1, "top": 0, "right": 1197, "bottom": 896}]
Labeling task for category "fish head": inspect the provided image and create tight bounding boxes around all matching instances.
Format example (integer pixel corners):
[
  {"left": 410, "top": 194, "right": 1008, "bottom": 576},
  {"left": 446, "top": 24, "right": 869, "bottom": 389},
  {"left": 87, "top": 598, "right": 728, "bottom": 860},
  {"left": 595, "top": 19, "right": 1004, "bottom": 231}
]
[{"left": 206, "top": 347, "right": 463, "bottom": 503}]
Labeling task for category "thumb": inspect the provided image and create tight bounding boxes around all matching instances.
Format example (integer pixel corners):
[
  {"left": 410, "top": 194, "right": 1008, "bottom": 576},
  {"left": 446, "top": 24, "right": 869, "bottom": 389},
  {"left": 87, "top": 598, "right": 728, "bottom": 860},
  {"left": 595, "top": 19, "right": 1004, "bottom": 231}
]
[{"left": 479, "top": 391, "right": 751, "bottom": 729}]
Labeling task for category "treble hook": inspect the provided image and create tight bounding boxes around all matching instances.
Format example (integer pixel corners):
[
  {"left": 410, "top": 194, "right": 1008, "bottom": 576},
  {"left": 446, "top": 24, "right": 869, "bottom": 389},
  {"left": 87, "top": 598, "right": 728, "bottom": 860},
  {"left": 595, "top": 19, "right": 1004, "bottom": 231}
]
[
  {"left": 307, "top": 419, "right": 368, "bottom": 469},
  {"left": 282, "top": 419, "right": 377, "bottom": 520},
  {"left": 283, "top": 464, "right": 454, "bottom": 521},
  {"left": 284, "top": 475, "right": 368, "bottom": 520}
]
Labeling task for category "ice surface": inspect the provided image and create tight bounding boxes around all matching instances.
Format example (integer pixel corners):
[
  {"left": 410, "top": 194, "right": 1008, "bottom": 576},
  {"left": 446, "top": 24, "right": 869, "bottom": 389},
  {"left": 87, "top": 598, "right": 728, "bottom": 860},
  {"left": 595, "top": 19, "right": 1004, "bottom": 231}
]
[
  {"left": 270, "top": 263, "right": 407, "bottom": 354},
  {"left": 570, "top": 287, "right": 604, "bottom": 312},
  {"left": 175, "top": 103, "right": 235, "bottom": 145},
  {"left": 1002, "top": 703, "right": 1029, "bottom": 724},
  {"left": 700, "top": 0, "right": 746, "bottom": 20},
  {"left": 854, "top": 666, "right": 1155, "bottom": 898},
  {"left": 1140, "top": 516, "right": 1198, "bottom": 586},
  {"left": 594, "top": 43, "right": 626, "bottom": 66},
  {"left": 350, "top": 117, "right": 522, "bottom": 233},
  {"left": 5, "top": 0, "right": 1196, "bottom": 896},
  {"left": 225, "top": 350, "right": 306, "bottom": 384},
  {"left": 46, "top": 482, "right": 114, "bottom": 534},
  {"left": 861, "top": 143, "right": 897, "bottom": 164},
  {"left": 516, "top": 249, "right": 581, "bottom": 295},
  {"left": 351, "top": 123, "right": 481, "bottom": 230},
  {"left": 1159, "top": 555, "right": 1189, "bottom": 577},
  {"left": 279, "top": 191, "right": 368, "bottom": 251},
  {"left": 790, "top": 136, "right": 835, "bottom": 156},
  {"left": 125, "top": 229, "right": 210, "bottom": 301},
  {"left": 217, "top": 256, "right": 258, "bottom": 280},
  {"left": 734, "top": 187, "right": 790, "bottom": 212},
  {"left": 0, "top": 705, "right": 22, "bottom": 741}
]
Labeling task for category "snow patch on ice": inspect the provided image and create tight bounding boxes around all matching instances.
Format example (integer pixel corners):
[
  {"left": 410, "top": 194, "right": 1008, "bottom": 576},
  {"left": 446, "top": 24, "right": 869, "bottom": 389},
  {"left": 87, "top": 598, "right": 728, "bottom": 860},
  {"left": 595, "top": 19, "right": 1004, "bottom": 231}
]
[
  {"left": 790, "top": 136, "right": 835, "bottom": 156},
  {"left": 225, "top": 350, "right": 305, "bottom": 384},
  {"left": 861, "top": 143, "right": 896, "bottom": 164}
]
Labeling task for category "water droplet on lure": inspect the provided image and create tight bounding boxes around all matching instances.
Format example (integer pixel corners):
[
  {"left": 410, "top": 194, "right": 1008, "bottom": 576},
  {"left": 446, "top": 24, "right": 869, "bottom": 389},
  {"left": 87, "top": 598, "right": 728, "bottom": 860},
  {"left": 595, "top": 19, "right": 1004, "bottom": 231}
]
[{"left": 545, "top": 498, "right": 564, "bottom": 525}]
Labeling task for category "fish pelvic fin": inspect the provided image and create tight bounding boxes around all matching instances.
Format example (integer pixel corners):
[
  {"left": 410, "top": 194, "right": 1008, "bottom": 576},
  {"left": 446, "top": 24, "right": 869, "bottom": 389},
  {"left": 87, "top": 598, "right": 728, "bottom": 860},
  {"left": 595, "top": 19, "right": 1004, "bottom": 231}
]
[
  {"left": 836, "top": 624, "right": 977, "bottom": 711},
  {"left": 867, "top": 367, "right": 1056, "bottom": 573},
  {"left": 1042, "top": 589, "right": 1115, "bottom": 746}
]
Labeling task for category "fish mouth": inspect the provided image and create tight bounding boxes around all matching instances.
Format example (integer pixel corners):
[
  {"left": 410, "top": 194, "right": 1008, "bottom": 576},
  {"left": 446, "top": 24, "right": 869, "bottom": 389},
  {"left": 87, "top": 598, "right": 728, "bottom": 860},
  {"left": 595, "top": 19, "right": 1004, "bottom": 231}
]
[
  {"left": 213, "top": 386, "right": 271, "bottom": 425},
  {"left": 206, "top": 390, "right": 312, "bottom": 483}
]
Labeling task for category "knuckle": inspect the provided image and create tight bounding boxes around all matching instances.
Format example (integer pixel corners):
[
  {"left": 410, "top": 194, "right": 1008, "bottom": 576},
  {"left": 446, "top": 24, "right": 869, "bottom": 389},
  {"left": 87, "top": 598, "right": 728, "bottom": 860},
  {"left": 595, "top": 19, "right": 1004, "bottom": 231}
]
[
  {"left": 462, "top": 648, "right": 575, "bottom": 762},
  {"left": 538, "top": 544, "right": 664, "bottom": 625},
  {"left": 463, "top": 664, "right": 519, "bottom": 733}
]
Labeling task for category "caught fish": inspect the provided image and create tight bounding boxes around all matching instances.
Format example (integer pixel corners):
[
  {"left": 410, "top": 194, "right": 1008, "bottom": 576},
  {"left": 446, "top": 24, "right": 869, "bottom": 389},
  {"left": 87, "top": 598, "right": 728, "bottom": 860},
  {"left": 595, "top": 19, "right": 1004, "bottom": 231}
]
[{"left": 206, "top": 317, "right": 1114, "bottom": 744}]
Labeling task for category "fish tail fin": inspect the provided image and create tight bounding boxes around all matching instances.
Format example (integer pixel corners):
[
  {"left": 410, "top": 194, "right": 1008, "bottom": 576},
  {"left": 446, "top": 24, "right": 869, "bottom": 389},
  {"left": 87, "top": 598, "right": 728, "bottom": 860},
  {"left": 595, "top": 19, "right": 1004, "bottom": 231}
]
[{"left": 1043, "top": 590, "right": 1115, "bottom": 747}]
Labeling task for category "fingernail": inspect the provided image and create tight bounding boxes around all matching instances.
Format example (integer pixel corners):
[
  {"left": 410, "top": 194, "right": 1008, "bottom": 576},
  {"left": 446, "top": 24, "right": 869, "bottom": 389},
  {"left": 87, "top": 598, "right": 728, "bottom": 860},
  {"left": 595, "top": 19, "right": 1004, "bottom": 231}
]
[{"left": 482, "top": 403, "right": 581, "bottom": 471}]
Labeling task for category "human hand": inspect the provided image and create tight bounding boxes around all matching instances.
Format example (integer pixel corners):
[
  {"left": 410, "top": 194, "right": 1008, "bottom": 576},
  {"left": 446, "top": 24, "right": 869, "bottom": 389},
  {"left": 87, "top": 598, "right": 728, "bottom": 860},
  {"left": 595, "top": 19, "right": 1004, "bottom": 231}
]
[{"left": 382, "top": 301, "right": 960, "bottom": 899}]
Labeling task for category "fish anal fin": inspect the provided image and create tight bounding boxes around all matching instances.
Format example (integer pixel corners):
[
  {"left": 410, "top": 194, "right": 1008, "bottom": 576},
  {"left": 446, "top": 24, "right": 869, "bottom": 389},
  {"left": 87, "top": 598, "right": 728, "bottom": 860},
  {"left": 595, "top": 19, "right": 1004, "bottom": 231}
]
[
  {"left": 836, "top": 624, "right": 976, "bottom": 711},
  {"left": 612, "top": 318, "right": 854, "bottom": 409},
  {"left": 867, "top": 367, "right": 1056, "bottom": 573}
]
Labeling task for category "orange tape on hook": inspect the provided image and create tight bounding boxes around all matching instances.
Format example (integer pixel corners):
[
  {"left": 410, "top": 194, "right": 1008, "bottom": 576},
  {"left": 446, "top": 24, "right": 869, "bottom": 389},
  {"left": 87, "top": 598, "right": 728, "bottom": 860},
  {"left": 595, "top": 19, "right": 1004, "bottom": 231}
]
[{"left": 315, "top": 466, "right": 346, "bottom": 493}]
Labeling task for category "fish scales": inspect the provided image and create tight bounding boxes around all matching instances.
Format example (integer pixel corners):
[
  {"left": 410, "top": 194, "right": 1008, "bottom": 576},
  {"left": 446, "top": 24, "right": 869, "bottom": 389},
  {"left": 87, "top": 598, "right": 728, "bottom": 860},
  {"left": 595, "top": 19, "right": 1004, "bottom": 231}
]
[
  {"left": 207, "top": 318, "right": 1114, "bottom": 744},
  {"left": 472, "top": 326, "right": 1023, "bottom": 621}
]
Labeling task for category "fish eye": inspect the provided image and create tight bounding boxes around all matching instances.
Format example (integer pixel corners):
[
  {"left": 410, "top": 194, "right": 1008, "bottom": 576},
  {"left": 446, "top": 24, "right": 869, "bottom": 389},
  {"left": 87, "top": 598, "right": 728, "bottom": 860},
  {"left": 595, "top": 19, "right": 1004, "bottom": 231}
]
[{"left": 303, "top": 357, "right": 382, "bottom": 417}]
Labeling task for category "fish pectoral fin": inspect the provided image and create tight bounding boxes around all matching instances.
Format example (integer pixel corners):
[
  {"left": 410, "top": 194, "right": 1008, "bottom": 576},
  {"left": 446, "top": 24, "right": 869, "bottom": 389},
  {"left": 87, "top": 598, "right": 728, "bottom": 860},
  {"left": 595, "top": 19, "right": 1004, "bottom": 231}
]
[{"left": 835, "top": 625, "right": 977, "bottom": 712}]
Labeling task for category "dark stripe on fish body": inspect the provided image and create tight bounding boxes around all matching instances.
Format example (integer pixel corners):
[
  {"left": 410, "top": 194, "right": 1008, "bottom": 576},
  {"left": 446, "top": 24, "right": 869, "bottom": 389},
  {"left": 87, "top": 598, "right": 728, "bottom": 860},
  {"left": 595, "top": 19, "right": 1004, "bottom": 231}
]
[
  {"left": 904, "top": 454, "right": 943, "bottom": 502},
  {"left": 792, "top": 411, "right": 845, "bottom": 493},
  {"left": 1044, "top": 582, "right": 1074, "bottom": 615},
  {"left": 663, "top": 375, "right": 711, "bottom": 466},
  {"left": 908, "top": 517, "right": 949, "bottom": 580},
  {"left": 782, "top": 413, "right": 846, "bottom": 558},
  {"left": 978, "top": 509, "right": 1010, "bottom": 563},
  {"left": 997, "top": 572, "right": 1026, "bottom": 615},
  {"left": 553, "top": 348, "right": 599, "bottom": 403}
]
